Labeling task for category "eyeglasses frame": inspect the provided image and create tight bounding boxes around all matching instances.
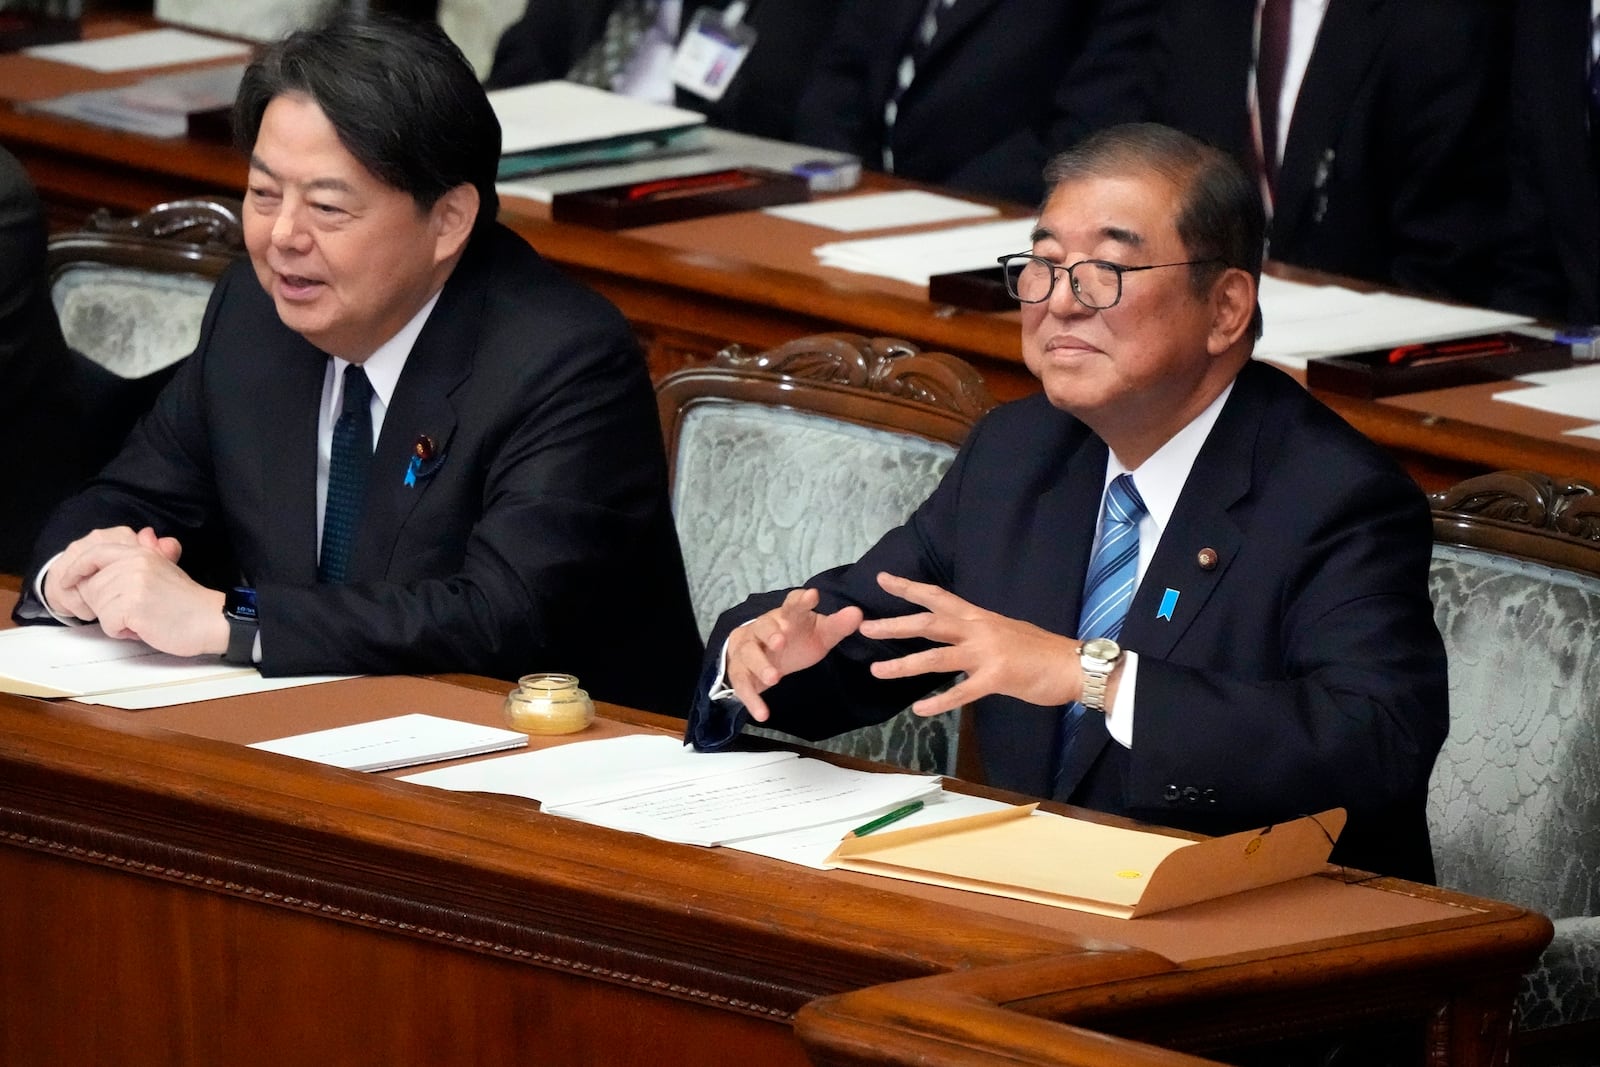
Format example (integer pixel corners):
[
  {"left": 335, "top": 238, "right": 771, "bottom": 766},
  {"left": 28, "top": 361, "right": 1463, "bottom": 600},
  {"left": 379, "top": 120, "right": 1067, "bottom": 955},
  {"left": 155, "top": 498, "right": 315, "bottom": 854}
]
[{"left": 995, "top": 252, "right": 1227, "bottom": 310}]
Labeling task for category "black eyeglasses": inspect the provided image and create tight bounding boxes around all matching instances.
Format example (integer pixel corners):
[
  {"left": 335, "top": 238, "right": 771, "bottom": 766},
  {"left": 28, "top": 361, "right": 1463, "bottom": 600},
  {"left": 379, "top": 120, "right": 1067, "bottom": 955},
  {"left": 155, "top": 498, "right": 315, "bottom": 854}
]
[{"left": 996, "top": 253, "right": 1224, "bottom": 309}]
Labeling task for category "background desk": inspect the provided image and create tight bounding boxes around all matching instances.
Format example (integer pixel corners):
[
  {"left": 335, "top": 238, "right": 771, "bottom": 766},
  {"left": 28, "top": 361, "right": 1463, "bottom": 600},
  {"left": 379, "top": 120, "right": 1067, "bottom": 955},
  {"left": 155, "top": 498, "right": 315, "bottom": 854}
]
[
  {"left": 0, "top": 591, "right": 1552, "bottom": 1067},
  {"left": 3, "top": 24, "right": 1598, "bottom": 490}
]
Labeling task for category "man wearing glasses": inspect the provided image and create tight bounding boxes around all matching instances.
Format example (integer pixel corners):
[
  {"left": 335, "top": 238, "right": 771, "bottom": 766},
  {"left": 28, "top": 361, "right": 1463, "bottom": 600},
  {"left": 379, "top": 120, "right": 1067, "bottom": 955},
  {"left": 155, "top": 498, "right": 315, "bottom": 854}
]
[{"left": 687, "top": 122, "right": 1447, "bottom": 884}]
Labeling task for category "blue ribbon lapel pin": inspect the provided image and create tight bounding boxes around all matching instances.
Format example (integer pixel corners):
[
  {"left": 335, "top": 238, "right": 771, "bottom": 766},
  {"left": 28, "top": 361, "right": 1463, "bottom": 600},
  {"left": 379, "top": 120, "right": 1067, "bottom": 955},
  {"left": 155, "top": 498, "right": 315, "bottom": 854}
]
[
  {"left": 1157, "top": 588, "right": 1179, "bottom": 621},
  {"left": 403, "top": 433, "right": 446, "bottom": 487}
]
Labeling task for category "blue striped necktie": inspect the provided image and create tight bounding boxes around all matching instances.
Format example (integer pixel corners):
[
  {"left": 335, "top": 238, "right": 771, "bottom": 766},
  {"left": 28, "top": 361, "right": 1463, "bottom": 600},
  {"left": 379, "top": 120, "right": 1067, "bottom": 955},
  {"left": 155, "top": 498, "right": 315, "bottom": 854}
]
[
  {"left": 1057, "top": 473, "right": 1147, "bottom": 775},
  {"left": 318, "top": 364, "right": 373, "bottom": 584}
]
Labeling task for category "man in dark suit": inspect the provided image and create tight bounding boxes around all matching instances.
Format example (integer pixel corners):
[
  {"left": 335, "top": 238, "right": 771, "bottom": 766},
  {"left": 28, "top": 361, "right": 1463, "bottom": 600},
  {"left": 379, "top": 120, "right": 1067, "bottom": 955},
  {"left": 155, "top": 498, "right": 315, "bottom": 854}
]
[
  {"left": 1145, "top": 0, "right": 1511, "bottom": 308},
  {"left": 0, "top": 146, "right": 80, "bottom": 576},
  {"left": 1494, "top": 0, "right": 1600, "bottom": 323},
  {"left": 793, "top": 0, "right": 1155, "bottom": 205},
  {"left": 688, "top": 124, "right": 1447, "bottom": 882},
  {"left": 485, "top": 0, "right": 846, "bottom": 143},
  {"left": 15, "top": 13, "right": 703, "bottom": 717}
]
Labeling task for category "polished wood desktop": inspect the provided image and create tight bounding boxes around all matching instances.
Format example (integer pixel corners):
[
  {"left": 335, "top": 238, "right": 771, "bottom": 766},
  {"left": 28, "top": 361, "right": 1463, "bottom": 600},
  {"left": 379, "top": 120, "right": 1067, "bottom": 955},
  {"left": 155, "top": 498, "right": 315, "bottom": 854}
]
[
  {"left": 0, "top": 592, "right": 1553, "bottom": 1067},
  {"left": 3, "top": 18, "right": 1597, "bottom": 494}
]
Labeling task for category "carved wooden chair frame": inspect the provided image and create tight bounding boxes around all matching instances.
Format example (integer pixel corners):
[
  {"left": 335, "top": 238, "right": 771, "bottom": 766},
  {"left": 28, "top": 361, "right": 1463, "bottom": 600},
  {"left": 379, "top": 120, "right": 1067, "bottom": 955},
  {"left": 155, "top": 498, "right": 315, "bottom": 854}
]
[
  {"left": 656, "top": 333, "right": 999, "bottom": 483},
  {"left": 1431, "top": 469, "right": 1600, "bottom": 568},
  {"left": 46, "top": 196, "right": 246, "bottom": 285}
]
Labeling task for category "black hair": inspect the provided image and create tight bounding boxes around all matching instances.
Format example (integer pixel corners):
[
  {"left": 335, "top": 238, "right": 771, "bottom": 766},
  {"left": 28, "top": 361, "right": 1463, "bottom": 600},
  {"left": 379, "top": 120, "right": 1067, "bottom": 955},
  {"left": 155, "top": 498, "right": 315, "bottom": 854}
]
[
  {"left": 233, "top": 11, "right": 501, "bottom": 233},
  {"left": 1043, "top": 123, "right": 1265, "bottom": 337}
]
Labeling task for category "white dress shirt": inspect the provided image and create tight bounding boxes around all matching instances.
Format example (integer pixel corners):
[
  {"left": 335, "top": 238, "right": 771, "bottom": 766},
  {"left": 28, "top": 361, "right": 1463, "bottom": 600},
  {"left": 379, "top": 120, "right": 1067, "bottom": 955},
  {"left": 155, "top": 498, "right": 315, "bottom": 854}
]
[{"left": 1100, "top": 380, "right": 1233, "bottom": 747}]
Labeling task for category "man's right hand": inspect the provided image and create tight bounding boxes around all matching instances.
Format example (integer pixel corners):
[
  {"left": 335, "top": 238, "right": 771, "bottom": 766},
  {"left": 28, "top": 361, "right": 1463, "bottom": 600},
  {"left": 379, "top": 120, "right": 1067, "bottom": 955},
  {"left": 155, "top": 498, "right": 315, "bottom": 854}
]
[
  {"left": 43, "top": 526, "right": 183, "bottom": 621},
  {"left": 725, "top": 588, "right": 864, "bottom": 722}
]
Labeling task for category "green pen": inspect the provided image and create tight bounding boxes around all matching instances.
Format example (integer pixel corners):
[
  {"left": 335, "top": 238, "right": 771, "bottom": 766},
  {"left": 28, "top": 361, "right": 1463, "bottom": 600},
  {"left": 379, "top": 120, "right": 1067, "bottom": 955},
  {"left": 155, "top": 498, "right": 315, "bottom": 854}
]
[{"left": 850, "top": 800, "right": 925, "bottom": 837}]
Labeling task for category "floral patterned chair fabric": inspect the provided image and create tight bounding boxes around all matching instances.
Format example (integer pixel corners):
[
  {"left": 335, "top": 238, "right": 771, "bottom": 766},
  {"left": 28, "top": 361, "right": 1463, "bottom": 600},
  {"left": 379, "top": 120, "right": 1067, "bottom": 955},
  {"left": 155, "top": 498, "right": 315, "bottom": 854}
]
[{"left": 1428, "top": 470, "right": 1600, "bottom": 1064}]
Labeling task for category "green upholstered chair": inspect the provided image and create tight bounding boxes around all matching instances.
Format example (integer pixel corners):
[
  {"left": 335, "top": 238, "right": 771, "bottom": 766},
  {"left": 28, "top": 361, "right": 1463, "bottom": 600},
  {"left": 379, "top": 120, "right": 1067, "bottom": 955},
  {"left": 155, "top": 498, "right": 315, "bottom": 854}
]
[
  {"left": 1428, "top": 470, "right": 1600, "bottom": 1066},
  {"left": 656, "top": 334, "right": 997, "bottom": 779},
  {"left": 47, "top": 196, "right": 243, "bottom": 383}
]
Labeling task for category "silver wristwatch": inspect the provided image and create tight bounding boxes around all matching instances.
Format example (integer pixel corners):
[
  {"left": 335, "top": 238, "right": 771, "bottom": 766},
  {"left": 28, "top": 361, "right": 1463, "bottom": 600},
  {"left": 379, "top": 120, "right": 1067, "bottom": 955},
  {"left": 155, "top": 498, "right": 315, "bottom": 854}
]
[{"left": 1078, "top": 637, "right": 1122, "bottom": 712}]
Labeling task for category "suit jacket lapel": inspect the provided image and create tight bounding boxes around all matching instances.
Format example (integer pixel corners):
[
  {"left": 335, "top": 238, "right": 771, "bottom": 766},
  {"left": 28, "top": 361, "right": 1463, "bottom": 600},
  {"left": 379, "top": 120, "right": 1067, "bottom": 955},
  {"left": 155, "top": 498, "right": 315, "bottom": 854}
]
[
  {"left": 1119, "top": 379, "right": 1263, "bottom": 660},
  {"left": 266, "top": 338, "right": 329, "bottom": 585},
  {"left": 349, "top": 268, "right": 478, "bottom": 583},
  {"left": 1273, "top": 0, "right": 1388, "bottom": 242}
]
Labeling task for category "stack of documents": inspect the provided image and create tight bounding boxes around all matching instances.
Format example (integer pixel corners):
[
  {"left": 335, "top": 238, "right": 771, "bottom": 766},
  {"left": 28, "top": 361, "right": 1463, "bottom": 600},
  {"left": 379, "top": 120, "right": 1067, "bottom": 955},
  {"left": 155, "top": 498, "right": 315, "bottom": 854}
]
[
  {"left": 25, "top": 63, "right": 245, "bottom": 138},
  {"left": 0, "top": 626, "right": 346, "bottom": 709},
  {"left": 498, "top": 126, "right": 859, "bottom": 202},
  {"left": 814, "top": 217, "right": 1033, "bottom": 286},
  {"left": 1254, "top": 276, "right": 1535, "bottom": 368},
  {"left": 489, "top": 81, "right": 708, "bottom": 180},
  {"left": 250, "top": 714, "right": 527, "bottom": 772},
  {"left": 402, "top": 733, "right": 940, "bottom": 848}
]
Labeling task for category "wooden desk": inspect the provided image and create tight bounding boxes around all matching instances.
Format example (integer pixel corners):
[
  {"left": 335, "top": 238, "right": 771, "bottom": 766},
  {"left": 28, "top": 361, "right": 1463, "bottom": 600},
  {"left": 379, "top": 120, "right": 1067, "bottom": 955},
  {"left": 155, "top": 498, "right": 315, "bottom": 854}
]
[
  {"left": 3, "top": 24, "right": 1597, "bottom": 490},
  {"left": 0, "top": 589, "right": 1552, "bottom": 1066}
]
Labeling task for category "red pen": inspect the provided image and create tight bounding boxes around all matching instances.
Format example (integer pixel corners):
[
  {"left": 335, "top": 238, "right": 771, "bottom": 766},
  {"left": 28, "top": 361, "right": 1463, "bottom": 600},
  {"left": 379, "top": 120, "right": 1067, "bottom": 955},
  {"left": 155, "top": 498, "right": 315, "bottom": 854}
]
[
  {"left": 1387, "top": 337, "right": 1517, "bottom": 366},
  {"left": 625, "top": 170, "right": 759, "bottom": 202}
]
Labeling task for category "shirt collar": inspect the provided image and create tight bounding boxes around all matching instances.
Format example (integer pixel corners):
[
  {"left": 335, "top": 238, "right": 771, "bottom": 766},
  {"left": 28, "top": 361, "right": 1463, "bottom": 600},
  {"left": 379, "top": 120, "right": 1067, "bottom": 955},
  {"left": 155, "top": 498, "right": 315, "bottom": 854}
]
[
  {"left": 329, "top": 289, "right": 443, "bottom": 409},
  {"left": 1105, "top": 379, "right": 1236, "bottom": 533}
]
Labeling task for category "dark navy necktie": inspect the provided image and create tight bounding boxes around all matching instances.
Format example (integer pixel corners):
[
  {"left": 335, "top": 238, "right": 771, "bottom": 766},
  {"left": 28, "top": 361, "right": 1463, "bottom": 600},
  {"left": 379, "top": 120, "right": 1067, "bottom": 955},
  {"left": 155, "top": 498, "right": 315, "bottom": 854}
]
[
  {"left": 1056, "top": 474, "right": 1147, "bottom": 780},
  {"left": 318, "top": 364, "right": 373, "bottom": 584}
]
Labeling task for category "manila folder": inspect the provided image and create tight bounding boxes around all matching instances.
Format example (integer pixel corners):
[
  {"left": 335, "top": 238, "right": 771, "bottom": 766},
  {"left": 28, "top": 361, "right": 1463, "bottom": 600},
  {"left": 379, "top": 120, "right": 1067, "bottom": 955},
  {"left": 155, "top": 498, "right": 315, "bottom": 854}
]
[{"left": 827, "top": 805, "right": 1346, "bottom": 919}]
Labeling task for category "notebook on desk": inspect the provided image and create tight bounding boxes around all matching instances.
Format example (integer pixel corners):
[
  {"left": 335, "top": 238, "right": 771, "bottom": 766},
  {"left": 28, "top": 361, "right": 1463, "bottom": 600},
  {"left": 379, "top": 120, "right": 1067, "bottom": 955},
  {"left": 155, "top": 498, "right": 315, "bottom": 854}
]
[{"left": 489, "top": 81, "right": 708, "bottom": 180}]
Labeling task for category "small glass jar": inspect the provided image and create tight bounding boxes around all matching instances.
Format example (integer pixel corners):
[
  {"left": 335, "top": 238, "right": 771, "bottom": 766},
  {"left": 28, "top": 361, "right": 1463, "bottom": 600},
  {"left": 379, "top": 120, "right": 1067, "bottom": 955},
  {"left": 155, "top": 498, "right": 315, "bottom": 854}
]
[{"left": 503, "top": 673, "right": 595, "bottom": 735}]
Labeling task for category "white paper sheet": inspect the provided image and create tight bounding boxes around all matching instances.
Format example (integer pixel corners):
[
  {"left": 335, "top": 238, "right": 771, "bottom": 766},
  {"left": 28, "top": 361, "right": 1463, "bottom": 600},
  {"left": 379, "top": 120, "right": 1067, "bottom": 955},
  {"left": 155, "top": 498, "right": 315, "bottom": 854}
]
[
  {"left": 766, "top": 190, "right": 997, "bottom": 233},
  {"left": 1492, "top": 363, "right": 1600, "bottom": 420},
  {"left": 74, "top": 672, "right": 352, "bottom": 710},
  {"left": 402, "top": 733, "right": 940, "bottom": 847},
  {"left": 249, "top": 713, "right": 527, "bottom": 772},
  {"left": 25, "top": 29, "right": 250, "bottom": 74},
  {"left": 0, "top": 624, "right": 252, "bottom": 697},
  {"left": 814, "top": 218, "right": 1034, "bottom": 286},
  {"left": 1254, "top": 276, "right": 1535, "bottom": 368}
]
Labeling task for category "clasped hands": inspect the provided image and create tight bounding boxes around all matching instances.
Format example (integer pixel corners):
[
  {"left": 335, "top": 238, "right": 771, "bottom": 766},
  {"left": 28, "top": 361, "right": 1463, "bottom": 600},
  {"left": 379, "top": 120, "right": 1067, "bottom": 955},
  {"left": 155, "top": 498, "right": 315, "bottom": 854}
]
[
  {"left": 725, "top": 571, "right": 1099, "bottom": 722},
  {"left": 42, "top": 526, "right": 228, "bottom": 658}
]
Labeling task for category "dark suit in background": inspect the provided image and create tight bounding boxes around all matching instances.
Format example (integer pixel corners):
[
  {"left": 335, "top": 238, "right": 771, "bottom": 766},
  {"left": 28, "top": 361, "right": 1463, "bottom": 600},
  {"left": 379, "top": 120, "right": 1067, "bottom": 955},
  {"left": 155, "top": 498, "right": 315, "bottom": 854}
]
[
  {"left": 1146, "top": 0, "right": 1512, "bottom": 307},
  {"left": 0, "top": 147, "right": 79, "bottom": 575},
  {"left": 794, "top": 0, "right": 1156, "bottom": 205},
  {"left": 19, "top": 224, "right": 703, "bottom": 716},
  {"left": 689, "top": 361, "right": 1447, "bottom": 882},
  {"left": 485, "top": 0, "right": 846, "bottom": 142},
  {"left": 0, "top": 148, "right": 160, "bottom": 576},
  {"left": 1494, "top": 0, "right": 1600, "bottom": 323}
]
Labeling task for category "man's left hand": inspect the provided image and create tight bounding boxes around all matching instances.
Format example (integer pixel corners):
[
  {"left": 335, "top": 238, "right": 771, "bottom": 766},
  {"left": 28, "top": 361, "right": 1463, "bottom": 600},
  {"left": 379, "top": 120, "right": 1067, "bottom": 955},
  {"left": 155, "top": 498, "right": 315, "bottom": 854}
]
[
  {"left": 73, "top": 541, "right": 228, "bottom": 658},
  {"left": 858, "top": 572, "right": 1085, "bottom": 716}
]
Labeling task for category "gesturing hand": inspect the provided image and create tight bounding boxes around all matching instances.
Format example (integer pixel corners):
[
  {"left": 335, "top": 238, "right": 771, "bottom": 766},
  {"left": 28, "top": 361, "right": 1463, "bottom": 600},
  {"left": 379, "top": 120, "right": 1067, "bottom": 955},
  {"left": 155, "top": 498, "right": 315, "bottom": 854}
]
[
  {"left": 725, "top": 588, "right": 864, "bottom": 722},
  {"left": 859, "top": 572, "right": 1085, "bottom": 717}
]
